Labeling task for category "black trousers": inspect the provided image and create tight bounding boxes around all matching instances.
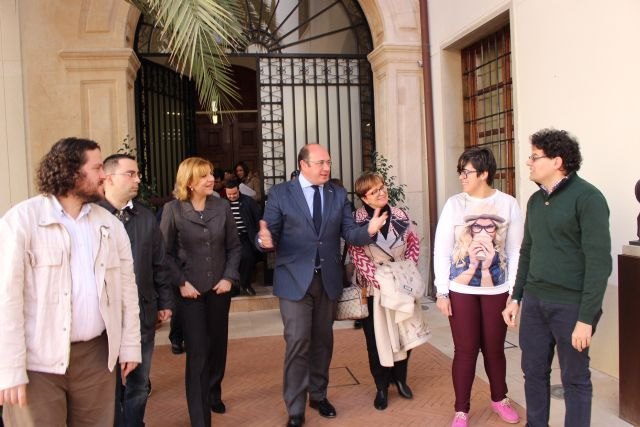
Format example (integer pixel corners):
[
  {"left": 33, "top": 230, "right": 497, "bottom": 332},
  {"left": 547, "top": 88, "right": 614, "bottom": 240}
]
[
  {"left": 361, "top": 296, "right": 410, "bottom": 391},
  {"left": 181, "top": 290, "right": 231, "bottom": 427},
  {"left": 169, "top": 286, "right": 183, "bottom": 345},
  {"left": 238, "top": 234, "right": 257, "bottom": 289}
]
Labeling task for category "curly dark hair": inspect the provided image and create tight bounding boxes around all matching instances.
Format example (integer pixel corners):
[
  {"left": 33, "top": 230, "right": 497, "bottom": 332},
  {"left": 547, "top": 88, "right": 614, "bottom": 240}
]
[
  {"left": 37, "top": 137, "right": 100, "bottom": 196},
  {"left": 530, "top": 128, "right": 582, "bottom": 174},
  {"left": 456, "top": 146, "right": 497, "bottom": 186}
]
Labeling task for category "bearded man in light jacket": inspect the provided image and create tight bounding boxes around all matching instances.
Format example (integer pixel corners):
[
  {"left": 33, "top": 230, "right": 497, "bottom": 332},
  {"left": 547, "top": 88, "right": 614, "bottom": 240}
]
[{"left": 0, "top": 137, "right": 141, "bottom": 427}]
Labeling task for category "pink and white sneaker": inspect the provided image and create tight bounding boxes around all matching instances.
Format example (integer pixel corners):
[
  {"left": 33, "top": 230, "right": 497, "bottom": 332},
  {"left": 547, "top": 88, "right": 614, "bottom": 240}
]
[
  {"left": 491, "top": 398, "right": 520, "bottom": 424},
  {"left": 451, "top": 411, "right": 468, "bottom": 427}
]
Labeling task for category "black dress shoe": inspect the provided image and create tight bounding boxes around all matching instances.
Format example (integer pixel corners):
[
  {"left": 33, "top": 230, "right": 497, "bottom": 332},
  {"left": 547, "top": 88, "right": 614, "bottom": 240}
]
[
  {"left": 286, "top": 415, "right": 305, "bottom": 426},
  {"left": 394, "top": 381, "right": 413, "bottom": 399},
  {"left": 211, "top": 401, "right": 226, "bottom": 413},
  {"left": 309, "top": 398, "right": 336, "bottom": 418},
  {"left": 243, "top": 285, "right": 257, "bottom": 296},
  {"left": 170, "top": 341, "right": 184, "bottom": 355},
  {"left": 374, "top": 389, "right": 388, "bottom": 410}
]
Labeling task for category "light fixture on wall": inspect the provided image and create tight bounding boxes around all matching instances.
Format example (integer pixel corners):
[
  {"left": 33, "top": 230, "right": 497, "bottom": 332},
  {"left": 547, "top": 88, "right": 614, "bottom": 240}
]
[{"left": 210, "top": 101, "right": 219, "bottom": 125}]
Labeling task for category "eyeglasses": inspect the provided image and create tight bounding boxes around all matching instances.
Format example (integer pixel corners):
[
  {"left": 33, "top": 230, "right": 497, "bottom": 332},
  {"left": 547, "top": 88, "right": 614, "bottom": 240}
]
[
  {"left": 366, "top": 185, "right": 387, "bottom": 197},
  {"left": 306, "top": 159, "right": 332, "bottom": 167},
  {"left": 528, "top": 154, "right": 548, "bottom": 162},
  {"left": 470, "top": 222, "right": 497, "bottom": 233},
  {"left": 109, "top": 171, "right": 142, "bottom": 179},
  {"left": 459, "top": 169, "right": 480, "bottom": 179}
]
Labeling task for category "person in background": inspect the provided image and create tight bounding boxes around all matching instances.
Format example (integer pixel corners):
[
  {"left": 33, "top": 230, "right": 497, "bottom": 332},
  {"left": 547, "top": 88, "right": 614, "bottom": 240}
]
[
  {"left": 160, "top": 157, "right": 241, "bottom": 427},
  {"left": 225, "top": 179, "right": 261, "bottom": 296},
  {"left": 101, "top": 154, "right": 176, "bottom": 426},
  {"left": 235, "top": 161, "right": 263, "bottom": 203},
  {"left": 0, "top": 137, "right": 140, "bottom": 427},
  {"left": 349, "top": 173, "right": 423, "bottom": 411},
  {"left": 433, "top": 147, "right": 523, "bottom": 427},
  {"left": 503, "top": 129, "right": 611, "bottom": 427},
  {"left": 213, "top": 168, "right": 226, "bottom": 199}
]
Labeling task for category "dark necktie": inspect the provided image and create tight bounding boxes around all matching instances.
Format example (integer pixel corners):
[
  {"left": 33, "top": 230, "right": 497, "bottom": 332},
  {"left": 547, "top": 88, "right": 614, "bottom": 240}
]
[
  {"left": 312, "top": 185, "right": 322, "bottom": 233},
  {"left": 312, "top": 185, "right": 322, "bottom": 268},
  {"left": 115, "top": 207, "right": 131, "bottom": 224}
]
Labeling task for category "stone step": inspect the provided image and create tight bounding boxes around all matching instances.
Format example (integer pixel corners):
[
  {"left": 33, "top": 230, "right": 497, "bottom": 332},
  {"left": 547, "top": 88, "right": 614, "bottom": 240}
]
[{"left": 230, "top": 283, "right": 279, "bottom": 312}]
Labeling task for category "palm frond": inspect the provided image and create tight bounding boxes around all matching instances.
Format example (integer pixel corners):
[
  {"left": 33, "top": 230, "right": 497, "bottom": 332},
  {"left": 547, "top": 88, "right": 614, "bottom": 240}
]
[{"left": 129, "top": 0, "right": 247, "bottom": 111}]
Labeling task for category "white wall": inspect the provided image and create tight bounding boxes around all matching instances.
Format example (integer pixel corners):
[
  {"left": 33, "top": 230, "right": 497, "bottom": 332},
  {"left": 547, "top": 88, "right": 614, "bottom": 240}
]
[
  {"left": 512, "top": 0, "right": 640, "bottom": 285},
  {"left": 427, "top": 0, "right": 640, "bottom": 376}
]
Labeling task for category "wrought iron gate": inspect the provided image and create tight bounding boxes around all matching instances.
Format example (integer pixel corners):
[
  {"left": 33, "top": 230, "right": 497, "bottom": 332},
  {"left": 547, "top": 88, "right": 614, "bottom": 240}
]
[
  {"left": 258, "top": 54, "right": 374, "bottom": 196},
  {"left": 135, "top": 58, "right": 197, "bottom": 198}
]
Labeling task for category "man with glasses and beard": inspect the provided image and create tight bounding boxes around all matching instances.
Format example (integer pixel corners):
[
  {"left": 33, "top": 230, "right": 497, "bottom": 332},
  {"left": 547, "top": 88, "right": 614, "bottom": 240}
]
[
  {"left": 0, "top": 138, "right": 141, "bottom": 427},
  {"left": 100, "top": 153, "right": 176, "bottom": 426}
]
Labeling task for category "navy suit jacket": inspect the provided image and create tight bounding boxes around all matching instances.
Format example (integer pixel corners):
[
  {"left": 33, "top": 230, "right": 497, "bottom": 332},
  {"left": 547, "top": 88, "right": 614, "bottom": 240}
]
[{"left": 261, "top": 179, "right": 372, "bottom": 301}]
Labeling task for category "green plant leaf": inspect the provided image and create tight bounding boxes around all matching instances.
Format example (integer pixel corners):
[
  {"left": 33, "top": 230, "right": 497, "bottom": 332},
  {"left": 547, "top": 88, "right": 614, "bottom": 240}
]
[{"left": 129, "top": 0, "right": 247, "bottom": 112}]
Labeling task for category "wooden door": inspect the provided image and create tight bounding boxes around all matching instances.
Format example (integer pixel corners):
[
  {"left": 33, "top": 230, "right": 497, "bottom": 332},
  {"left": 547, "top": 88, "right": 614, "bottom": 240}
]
[
  {"left": 195, "top": 64, "right": 260, "bottom": 175},
  {"left": 196, "top": 118, "right": 259, "bottom": 175}
]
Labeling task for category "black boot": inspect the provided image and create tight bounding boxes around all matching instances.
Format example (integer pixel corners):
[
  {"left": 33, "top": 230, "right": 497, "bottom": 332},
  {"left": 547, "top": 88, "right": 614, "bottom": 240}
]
[
  {"left": 394, "top": 380, "right": 413, "bottom": 399},
  {"left": 374, "top": 388, "right": 388, "bottom": 410}
]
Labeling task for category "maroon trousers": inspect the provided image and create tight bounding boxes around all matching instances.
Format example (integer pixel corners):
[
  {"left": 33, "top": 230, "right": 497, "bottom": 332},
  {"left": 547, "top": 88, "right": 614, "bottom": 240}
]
[{"left": 448, "top": 291, "right": 509, "bottom": 413}]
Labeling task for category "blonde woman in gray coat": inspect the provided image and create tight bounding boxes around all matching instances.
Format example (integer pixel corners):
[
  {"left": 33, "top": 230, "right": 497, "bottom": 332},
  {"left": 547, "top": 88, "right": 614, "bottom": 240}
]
[{"left": 160, "top": 157, "right": 241, "bottom": 427}]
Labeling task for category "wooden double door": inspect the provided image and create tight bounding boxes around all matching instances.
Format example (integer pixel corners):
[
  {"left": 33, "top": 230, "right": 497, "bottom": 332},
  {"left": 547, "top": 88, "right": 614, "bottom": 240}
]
[
  {"left": 195, "top": 64, "right": 261, "bottom": 177},
  {"left": 196, "top": 116, "right": 260, "bottom": 176}
]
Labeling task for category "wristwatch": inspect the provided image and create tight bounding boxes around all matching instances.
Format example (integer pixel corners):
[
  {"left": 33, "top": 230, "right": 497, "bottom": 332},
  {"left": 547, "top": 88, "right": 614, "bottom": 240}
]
[
  {"left": 257, "top": 237, "right": 263, "bottom": 246},
  {"left": 436, "top": 292, "right": 449, "bottom": 299}
]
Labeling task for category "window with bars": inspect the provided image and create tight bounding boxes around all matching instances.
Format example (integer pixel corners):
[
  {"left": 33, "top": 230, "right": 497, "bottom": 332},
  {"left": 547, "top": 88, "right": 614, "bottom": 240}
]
[{"left": 462, "top": 25, "right": 515, "bottom": 196}]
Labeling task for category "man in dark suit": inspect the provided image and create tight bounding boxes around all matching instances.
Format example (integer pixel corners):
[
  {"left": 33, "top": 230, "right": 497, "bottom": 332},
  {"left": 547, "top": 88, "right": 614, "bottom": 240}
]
[
  {"left": 100, "top": 154, "right": 176, "bottom": 426},
  {"left": 257, "top": 144, "right": 387, "bottom": 427}
]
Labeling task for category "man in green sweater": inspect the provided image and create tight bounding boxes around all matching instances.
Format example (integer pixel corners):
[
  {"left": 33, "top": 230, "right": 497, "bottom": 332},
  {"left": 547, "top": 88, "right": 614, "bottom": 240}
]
[{"left": 502, "top": 128, "right": 611, "bottom": 427}]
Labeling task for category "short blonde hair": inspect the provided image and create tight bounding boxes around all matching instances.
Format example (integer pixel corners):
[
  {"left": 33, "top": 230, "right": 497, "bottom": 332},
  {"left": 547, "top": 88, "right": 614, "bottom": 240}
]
[
  {"left": 354, "top": 172, "right": 384, "bottom": 198},
  {"left": 173, "top": 157, "right": 213, "bottom": 201}
]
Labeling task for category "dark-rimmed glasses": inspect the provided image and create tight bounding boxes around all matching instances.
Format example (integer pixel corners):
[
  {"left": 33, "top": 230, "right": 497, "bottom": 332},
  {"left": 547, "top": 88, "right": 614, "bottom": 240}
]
[
  {"left": 470, "top": 222, "right": 496, "bottom": 234},
  {"left": 459, "top": 169, "right": 479, "bottom": 179},
  {"left": 528, "top": 154, "right": 548, "bottom": 162}
]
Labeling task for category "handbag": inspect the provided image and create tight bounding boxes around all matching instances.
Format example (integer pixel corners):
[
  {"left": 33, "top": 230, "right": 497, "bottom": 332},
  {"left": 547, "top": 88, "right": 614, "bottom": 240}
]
[
  {"left": 374, "top": 259, "right": 425, "bottom": 299},
  {"left": 335, "top": 285, "right": 369, "bottom": 320}
]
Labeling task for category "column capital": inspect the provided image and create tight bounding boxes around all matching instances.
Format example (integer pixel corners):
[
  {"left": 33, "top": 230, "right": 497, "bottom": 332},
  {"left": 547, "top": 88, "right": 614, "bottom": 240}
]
[
  {"left": 59, "top": 48, "right": 140, "bottom": 81},
  {"left": 368, "top": 42, "right": 422, "bottom": 71}
]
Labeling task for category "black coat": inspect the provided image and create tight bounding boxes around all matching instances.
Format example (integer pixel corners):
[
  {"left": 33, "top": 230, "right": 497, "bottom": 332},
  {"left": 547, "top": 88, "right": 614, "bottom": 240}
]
[
  {"left": 236, "top": 194, "right": 261, "bottom": 241},
  {"left": 98, "top": 200, "right": 176, "bottom": 342},
  {"left": 160, "top": 197, "right": 242, "bottom": 293}
]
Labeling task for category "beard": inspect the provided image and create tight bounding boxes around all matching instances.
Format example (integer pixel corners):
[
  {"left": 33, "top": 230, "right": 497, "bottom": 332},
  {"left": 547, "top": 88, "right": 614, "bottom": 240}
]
[{"left": 73, "top": 172, "right": 105, "bottom": 203}]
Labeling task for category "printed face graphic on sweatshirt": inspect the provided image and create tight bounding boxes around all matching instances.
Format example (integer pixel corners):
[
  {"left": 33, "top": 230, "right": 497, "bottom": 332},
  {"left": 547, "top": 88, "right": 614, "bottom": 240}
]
[{"left": 449, "top": 206, "right": 507, "bottom": 287}]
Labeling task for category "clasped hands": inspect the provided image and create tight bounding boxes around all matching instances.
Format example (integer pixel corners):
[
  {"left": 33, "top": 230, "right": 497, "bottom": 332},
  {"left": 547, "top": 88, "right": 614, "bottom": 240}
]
[{"left": 180, "top": 278, "right": 233, "bottom": 299}]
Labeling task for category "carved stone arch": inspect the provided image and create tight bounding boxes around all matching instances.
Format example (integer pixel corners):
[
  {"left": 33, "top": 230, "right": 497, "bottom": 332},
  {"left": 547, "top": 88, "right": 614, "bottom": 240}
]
[{"left": 358, "top": 0, "right": 422, "bottom": 47}]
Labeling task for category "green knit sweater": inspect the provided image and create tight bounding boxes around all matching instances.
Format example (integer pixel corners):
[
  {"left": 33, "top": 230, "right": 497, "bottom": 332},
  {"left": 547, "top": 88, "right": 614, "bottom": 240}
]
[{"left": 512, "top": 173, "right": 612, "bottom": 324}]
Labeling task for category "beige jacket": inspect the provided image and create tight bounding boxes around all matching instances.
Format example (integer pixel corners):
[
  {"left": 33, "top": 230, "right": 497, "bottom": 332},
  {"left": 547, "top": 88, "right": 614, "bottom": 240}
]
[{"left": 0, "top": 195, "right": 141, "bottom": 390}]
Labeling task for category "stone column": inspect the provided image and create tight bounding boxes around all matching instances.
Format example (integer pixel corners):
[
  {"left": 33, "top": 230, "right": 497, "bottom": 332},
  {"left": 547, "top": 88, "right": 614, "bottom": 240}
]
[
  {"left": 0, "top": 0, "right": 29, "bottom": 214},
  {"left": 368, "top": 42, "right": 430, "bottom": 270},
  {"left": 59, "top": 48, "right": 140, "bottom": 155}
]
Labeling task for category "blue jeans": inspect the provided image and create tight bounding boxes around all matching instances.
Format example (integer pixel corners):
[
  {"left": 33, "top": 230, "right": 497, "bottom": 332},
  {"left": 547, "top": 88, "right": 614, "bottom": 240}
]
[
  {"left": 115, "top": 338, "right": 154, "bottom": 426},
  {"left": 520, "top": 292, "right": 601, "bottom": 427}
]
